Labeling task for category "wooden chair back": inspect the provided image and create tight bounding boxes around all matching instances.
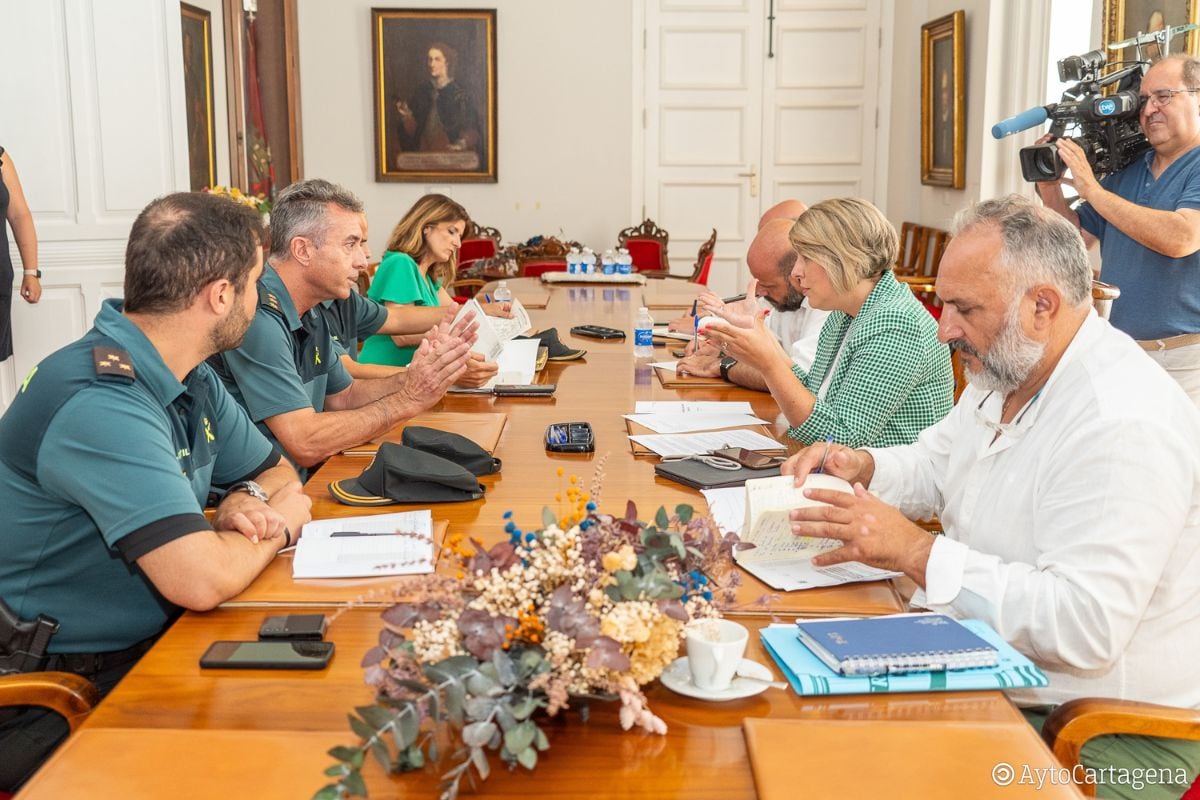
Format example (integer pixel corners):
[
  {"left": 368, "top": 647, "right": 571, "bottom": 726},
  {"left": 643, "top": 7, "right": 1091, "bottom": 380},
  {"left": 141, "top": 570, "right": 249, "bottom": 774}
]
[
  {"left": 618, "top": 218, "right": 670, "bottom": 274},
  {"left": 1091, "top": 280, "right": 1120, "bottom": 320},
  {"left": 689, "top": 229, "right": 717, "bottom": 284},
  {"left": 895, "top": 222, "right": 950, "bottom": 312},
  {"left": 356, "top": 261, "right": 379, "bottom": 296}
]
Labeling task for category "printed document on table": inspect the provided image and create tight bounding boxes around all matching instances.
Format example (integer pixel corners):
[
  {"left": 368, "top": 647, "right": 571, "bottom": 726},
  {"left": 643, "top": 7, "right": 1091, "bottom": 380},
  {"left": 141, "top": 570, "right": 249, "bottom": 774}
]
[
  {"left": 627, "top": 429, "right": 784, "bottom": 457},
  {"left": 450, "top": 338, "right": 540, "bottom": 393},
  {"left": 451, "top": 298, "right": 532, "bottom": 361},
  {"left": 733, "top": 475, "right": 899, "bottom": 590},
  {"left": 293, "top": 510, "right": 435, "bottom": 579},
  {"left": 634, "top": 401, "right": 755, "bottom": 415},
  {"left": 649, "top": 361, "right": 678, "bottom": 372},
  {"left": 624, "top": 413, "right": 769, "bottom": 434}
]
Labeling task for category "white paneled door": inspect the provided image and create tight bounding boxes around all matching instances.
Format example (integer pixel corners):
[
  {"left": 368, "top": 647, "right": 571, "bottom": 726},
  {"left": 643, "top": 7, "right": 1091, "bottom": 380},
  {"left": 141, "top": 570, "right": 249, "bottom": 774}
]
[{"left": 642, "top": 0, "right": 884, "bottom": 297}]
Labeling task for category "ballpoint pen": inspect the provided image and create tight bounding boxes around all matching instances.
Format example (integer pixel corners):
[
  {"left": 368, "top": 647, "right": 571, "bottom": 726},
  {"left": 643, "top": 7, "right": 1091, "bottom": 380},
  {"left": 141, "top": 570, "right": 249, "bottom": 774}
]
[
  {"left": 691, "top": 299, "right": 699, "bottom": 350},
  {"left": 484, "top": 293, "right": 493, "bottom": 303},
  {"left": 815, "top": 434, "right": 834, "bottom": 474}
]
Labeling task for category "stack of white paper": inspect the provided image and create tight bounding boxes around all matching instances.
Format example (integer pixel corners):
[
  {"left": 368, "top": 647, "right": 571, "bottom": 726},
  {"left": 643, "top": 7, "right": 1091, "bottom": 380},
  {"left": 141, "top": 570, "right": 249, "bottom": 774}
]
[
  {"left": 628, "top": 429, "right": 785, "bottom": 458},
  {"left": 634, "top": 401, "right": 755, "bottom": 414},
  {"left": 623, "top": 412, "right": 769, "bottom": 434},
  {"left": 450, "top": 338, "right": 541, "bottom": 393},
  {"left": 292, "top": 510, "right": 435, "bottom": 579}
]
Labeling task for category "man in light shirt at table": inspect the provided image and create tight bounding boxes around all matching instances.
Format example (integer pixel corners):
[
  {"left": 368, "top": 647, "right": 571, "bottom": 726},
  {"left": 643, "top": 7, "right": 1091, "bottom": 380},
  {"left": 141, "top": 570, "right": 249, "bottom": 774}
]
[
  {"left": 783, "top": 196, "right": 1200, "bottom": 799},
  {"left": 674, "top": 218, "right": 829, "bottom": 383}
]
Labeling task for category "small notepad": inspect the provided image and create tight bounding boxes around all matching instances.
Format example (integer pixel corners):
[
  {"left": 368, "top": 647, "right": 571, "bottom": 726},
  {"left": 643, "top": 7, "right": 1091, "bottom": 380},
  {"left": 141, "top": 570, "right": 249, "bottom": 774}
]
[
  {"left": 796, "top": 613, "right": 999, "bottom": 676},
  {"left": 292, "top": 511, "right": 435, "bottom": 579}
]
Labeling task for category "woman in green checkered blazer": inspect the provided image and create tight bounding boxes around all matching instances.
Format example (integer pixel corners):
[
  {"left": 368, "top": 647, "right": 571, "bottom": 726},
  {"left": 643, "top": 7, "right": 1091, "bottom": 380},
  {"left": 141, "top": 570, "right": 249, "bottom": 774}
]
[{"left": 703, "top": 198, "right": 953, "bottom": 447}]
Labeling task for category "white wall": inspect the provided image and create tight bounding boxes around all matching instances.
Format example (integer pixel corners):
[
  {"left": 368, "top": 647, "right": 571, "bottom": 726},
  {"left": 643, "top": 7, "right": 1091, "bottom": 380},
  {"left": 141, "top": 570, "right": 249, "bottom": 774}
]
[
  {"left": 297, "top": 0, "right": 637, "bottom": 257},
  {"left": 0, "top": 0, "right": 191, "bottom": 409},
  {"left": 886, "top": 0, "right": 993, "bottom": 229}
]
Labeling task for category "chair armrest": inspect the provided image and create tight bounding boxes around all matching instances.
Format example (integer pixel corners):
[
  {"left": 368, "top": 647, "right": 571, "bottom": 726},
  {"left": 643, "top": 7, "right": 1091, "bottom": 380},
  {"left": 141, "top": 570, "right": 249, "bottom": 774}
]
[
  {"left": 0, "top": 671, "right": 100, "bottom": 732},
  {"left": 1043, "top": 698, "right": 1200, "bottom": 783},
  {"left": 896, "top": 275, "right": 938, "bottom": 294}
]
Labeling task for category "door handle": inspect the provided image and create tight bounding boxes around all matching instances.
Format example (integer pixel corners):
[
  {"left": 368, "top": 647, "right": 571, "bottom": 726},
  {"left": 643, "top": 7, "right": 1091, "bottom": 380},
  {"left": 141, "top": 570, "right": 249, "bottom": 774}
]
[{"left": 737, "top": 164, "right": 759, "bottom": 197}]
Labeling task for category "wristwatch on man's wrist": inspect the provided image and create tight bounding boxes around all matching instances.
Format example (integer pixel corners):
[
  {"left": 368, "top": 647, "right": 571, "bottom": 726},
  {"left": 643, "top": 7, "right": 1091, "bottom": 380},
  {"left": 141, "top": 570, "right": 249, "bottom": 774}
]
[
  {"left": 719, "top": 356, "right": 738, "bottom": 382},
  {"left": 23, "top": 269, "right": 41, "bottom": 278},
  {"left": 226, "top": 480, "right": 268, "bottom": 502}
]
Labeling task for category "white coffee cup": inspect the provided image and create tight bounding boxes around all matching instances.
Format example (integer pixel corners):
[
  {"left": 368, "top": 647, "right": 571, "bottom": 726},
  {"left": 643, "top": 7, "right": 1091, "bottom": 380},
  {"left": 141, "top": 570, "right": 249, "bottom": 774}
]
[{"left": 685, "top": 618, "right": 748, "bottom": 691}]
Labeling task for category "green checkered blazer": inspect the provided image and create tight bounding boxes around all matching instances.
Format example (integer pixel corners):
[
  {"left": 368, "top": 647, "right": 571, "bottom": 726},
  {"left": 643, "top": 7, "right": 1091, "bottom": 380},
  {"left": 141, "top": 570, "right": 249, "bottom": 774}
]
[{"left": 786, "top": 270, "right": 953, "bottom": 447}]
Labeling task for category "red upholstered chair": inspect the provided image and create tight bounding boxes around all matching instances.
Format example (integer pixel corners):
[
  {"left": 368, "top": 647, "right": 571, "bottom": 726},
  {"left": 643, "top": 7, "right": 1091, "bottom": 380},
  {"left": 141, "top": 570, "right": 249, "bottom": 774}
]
[
  {"left": 520, "top": 259, "right": 568, "bottom": 279},
  {"left": 618, "top": 218, "right": 670, "bottom": 275},
  {"left": 458, "top": 220, "right": 502, "bottom": 273},
  {"left": 648, "top": 228, "right": 717, "bottom": 284}
]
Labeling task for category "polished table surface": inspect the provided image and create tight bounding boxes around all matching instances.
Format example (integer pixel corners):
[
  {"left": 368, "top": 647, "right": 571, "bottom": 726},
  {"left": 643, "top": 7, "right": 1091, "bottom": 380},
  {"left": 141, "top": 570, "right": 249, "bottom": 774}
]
[{"left": 19, "top": 279, "right": 1076, "bottom": 798}]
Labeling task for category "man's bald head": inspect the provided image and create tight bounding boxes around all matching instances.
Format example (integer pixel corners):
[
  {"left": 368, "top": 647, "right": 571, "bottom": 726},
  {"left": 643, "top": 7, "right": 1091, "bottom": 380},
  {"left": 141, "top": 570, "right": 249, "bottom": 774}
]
[
  {"left": 758, "top": 199, "right": 808, "bottom": 229},
  {"left": 747, "top": 218, "right": 805, "bottom": 311}
]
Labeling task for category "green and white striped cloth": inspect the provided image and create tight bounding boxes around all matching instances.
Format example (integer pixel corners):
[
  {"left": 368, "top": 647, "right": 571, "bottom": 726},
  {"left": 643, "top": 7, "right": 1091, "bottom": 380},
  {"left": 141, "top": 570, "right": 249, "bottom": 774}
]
[{"left": 786, "top": 270, "right": 953, "bottom": 446}]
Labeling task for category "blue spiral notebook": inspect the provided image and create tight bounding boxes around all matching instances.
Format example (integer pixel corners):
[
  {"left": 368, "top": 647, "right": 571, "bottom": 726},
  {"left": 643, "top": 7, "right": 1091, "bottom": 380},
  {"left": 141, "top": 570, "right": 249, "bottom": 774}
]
[
  {"left": 760, "top": 619, "right": 1048, "bottom": 696},
  {"left": 795, "top": 613, "right": 998, "bottom": 675}
]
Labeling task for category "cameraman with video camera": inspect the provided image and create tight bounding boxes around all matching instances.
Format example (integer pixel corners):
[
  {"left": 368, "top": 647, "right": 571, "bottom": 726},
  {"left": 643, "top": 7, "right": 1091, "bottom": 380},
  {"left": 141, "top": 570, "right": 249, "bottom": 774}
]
[{"left": 1039, "top": 54, "right": 1200, "bottom": 405}]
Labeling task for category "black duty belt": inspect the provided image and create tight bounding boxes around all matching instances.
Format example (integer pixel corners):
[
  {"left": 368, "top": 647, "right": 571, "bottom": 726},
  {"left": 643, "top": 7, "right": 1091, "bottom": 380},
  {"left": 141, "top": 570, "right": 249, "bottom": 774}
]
[{"left": 42, "top": 636, "right": 158, "bottom": 678}]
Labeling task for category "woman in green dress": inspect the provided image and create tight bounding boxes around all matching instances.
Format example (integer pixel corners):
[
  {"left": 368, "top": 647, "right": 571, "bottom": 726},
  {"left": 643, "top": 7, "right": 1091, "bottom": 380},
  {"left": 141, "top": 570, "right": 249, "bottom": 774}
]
[{"left": 359, "top": 194, "right": 507, "bottom": 366}]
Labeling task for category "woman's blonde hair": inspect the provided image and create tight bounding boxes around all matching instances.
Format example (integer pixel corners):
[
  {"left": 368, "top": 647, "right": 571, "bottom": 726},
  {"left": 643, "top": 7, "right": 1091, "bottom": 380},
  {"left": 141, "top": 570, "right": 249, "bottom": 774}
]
[
  {"left": 788, "top": 198, "right": 897, "bottom": 294},
  {"left": 385, "top": 193, "right": 470, "bottom": 286}
]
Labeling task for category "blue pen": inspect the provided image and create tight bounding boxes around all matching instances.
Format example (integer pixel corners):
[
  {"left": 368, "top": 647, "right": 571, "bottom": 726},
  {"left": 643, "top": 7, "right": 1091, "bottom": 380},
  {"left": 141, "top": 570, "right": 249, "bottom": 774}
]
[
  {"left": 691, "top": 299, "right": 699, "bottom": 349},
  {"left": 484, "top": 293, "right": 493, "bottom": 303},
  {"left": 814, "top": 434, "right": 834, "bottom": 474}
]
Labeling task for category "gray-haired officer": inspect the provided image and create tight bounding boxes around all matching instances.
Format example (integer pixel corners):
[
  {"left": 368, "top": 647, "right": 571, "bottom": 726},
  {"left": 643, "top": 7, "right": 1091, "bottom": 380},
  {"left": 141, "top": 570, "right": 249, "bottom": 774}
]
[{"left": 0, "top": 191, "right": 312, "bottom": 791}]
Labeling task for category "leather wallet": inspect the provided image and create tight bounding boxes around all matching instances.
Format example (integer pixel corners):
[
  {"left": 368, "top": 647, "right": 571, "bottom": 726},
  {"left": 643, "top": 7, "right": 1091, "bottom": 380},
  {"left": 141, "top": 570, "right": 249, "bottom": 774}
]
[{"left": 653, "top": 459, "right": 781, "bottom": 490}]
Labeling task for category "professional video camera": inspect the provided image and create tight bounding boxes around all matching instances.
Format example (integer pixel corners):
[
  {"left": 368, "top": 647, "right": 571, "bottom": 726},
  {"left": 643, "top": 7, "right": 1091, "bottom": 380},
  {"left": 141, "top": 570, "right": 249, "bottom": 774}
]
[{"left": 992, "top": 24, "right": 1198, "bottom": 183}]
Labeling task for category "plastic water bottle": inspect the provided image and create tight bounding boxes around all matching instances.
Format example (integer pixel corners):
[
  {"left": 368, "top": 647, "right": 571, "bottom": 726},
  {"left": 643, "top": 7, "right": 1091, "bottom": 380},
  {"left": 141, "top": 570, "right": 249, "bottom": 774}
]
[
  {"left": 617, "top": 248, "right": 633, "bottom": 275},
  {"left": 582, "top": 248, "right": 596, "bottom": 275},
  {"left": 568, "top": 247, "right": 581, "bottom": 275},
  {"left": 633, "top": 306, "right": 655, "bottom": 358},
  {"left": 493, "top": 281, "right": 512, "bottom": 303},
  {"left": 601, "top": 249, "right": 616, "bottom": 275}
]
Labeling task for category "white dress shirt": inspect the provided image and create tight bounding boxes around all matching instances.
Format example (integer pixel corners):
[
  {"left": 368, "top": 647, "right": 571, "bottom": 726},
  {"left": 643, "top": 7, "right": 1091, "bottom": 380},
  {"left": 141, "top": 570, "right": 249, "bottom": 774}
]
[
  {"left": 765, "top": 299, "right": 830, "bottom": 372},
  {"left": 867, "top": 312, "right": 1200, "bottom": 707}
]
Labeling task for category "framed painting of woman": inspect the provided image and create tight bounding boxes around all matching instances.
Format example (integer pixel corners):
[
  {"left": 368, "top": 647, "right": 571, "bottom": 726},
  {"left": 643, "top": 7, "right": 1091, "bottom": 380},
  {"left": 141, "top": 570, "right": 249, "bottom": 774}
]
[{"left": 372, "top": 8, "right": 498, "bottom": 183}]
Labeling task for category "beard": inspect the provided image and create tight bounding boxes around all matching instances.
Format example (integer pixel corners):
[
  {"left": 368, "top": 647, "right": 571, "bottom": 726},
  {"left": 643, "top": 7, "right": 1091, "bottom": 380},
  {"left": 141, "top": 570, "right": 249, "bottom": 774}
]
[
  {"left": 209, "top": 297, "right": 254, "bottom": 354},
  {"left": 950, "top": 298, "right": 1045, "bottom": 396},
  {"left": 768, "top": 284, "right": 807, "bottom": 313}
]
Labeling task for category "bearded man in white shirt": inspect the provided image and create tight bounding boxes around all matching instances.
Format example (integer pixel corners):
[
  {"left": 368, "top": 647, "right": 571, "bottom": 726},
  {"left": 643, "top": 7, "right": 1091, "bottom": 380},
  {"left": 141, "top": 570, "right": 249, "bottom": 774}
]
[{"left": 783, "top": 195, "right": 1200, "bottom": 800}]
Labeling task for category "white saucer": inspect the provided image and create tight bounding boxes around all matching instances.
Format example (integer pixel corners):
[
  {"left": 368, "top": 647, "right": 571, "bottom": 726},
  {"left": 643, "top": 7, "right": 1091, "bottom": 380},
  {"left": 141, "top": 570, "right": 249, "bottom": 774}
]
[{"left": 660, "top": 657, "right": 776, "bottom": 701}]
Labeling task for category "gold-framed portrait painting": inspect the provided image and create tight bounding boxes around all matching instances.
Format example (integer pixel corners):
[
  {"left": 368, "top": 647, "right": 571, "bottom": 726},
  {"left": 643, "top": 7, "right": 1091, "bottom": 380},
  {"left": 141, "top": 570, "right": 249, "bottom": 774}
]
[
  {"left": 921, "top": 10, "right": 965, "bottom": 189},
  {"left": 181, "top": 3, "right": 216, "bottom": 191},
  {"left": 372, "top": 8, "right": 497, "bottom": 183},
  {"left": 1103, "top": 0, "right": 1200, "bottom": 61}
]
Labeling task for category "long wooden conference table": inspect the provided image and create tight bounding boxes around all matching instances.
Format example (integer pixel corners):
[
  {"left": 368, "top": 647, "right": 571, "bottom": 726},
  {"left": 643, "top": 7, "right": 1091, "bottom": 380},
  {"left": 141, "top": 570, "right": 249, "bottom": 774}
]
[{"left": 16, "top": 278, "right": 1079, "bottom": 799}]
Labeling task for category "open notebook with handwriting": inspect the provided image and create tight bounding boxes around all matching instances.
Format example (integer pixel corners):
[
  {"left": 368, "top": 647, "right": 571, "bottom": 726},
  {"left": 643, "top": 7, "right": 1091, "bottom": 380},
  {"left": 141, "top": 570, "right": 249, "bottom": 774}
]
[{"left": 292, "top": 510, "right": 435, "bottom": 579}]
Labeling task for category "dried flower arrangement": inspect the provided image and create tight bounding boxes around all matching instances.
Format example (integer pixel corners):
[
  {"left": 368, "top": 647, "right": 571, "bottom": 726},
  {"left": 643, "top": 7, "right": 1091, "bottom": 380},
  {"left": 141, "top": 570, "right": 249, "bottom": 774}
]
[{"left": 314, "top": 468, "right": 742, "bottom": 800}]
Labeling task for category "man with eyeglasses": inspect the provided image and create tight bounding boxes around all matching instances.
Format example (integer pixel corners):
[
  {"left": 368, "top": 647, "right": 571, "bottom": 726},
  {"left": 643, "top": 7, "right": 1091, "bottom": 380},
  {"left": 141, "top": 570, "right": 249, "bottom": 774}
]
[
  {"left": 1039, "top": 54, "right": 1200, "bottom": 406},
  {"left": 783, "top": 196, "right": 1200, "bottom": 800}
]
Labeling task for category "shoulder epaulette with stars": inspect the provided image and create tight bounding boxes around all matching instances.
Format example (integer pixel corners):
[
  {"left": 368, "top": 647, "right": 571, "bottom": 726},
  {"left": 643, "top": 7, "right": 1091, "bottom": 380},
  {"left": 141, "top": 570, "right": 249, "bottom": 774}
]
[
  {"left": 92, "top": 346, "right": 136, "bottom": 380},
  {"left": 256, "top": 282, "right": 283, "bottom": 314}
]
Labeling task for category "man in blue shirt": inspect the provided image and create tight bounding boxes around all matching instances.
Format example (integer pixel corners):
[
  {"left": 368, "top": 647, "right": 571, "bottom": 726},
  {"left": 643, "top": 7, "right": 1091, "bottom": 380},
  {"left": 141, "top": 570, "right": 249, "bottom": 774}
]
[
  {"left": 1039, "top": 54, "right": 1200, "bottom": 406},
  {"left": 209, "top": 180, "right": 475, "bottom": 477},
  {"left": 0, "top": 191, "right": 312, "bottom": 790}
]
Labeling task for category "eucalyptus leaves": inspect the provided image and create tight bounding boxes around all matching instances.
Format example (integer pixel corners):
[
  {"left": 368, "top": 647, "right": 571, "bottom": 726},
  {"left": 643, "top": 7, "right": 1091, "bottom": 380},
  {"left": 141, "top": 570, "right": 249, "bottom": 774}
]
[{"left": 315, "top": 499, "right": 740, "bottom": 799}]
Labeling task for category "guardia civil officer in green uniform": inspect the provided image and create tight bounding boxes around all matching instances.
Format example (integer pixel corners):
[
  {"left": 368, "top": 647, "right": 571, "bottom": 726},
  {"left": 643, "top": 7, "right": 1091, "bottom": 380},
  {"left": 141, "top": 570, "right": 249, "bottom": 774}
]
[
  {"left": 208, "top": 179, "right": 474, "bottom": 479},
  {"left": 0, "top": 191, "right": 313, "bottom": 791}
]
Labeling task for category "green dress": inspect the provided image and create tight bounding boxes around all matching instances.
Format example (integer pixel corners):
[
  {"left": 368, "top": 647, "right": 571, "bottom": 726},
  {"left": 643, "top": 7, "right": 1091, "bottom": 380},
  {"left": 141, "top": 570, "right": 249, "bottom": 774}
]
[{"left": 358, "top": 251, "right": 441, "bottom": 366}]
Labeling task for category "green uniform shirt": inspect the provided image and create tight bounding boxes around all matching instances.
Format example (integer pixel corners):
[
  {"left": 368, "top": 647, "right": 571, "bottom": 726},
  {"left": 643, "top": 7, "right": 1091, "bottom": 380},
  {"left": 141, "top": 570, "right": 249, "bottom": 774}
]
[
  {"left": 209, "top": 262, "right": 354, "bottom": 476},
  {"left": 786, "top": 270, "right": 953, "bottom": 447},
  {"left": 316, "top": 291, "right": 388, "bottom": 360},
  {"left": 0, "top": 300, "right": 278, "bottom": 653},
  {"left": 359, "top": 250, "right": 440, "bottom": 366}
]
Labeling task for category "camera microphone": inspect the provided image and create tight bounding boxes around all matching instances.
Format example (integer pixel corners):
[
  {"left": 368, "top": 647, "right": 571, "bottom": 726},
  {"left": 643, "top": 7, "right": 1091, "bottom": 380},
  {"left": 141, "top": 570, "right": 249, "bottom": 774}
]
[{"left": 991, "top": 105, "right": 1052, "bottom": 139}]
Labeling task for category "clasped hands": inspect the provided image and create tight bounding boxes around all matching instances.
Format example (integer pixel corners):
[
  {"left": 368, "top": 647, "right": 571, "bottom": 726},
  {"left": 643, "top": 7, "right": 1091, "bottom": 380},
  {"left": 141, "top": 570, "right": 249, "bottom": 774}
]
[
  {"left": 212, "top": 482, "right": 312, "bottom": 546},
  {"left": 781, "top": 442, "right": 932, "bottom": 582}
]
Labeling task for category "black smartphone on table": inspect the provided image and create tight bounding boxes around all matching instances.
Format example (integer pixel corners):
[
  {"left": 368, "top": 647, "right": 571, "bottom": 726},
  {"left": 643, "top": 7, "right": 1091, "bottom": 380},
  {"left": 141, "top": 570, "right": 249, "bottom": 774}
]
[
  {"left": 258, "top": 613, "right": 327, "bottom": 641},
  {"left": 199, "top": 640, "right": 335, "bottom": 670},
  {"left": 570, "top": 325, "right": 625, "bottom": 340}
]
